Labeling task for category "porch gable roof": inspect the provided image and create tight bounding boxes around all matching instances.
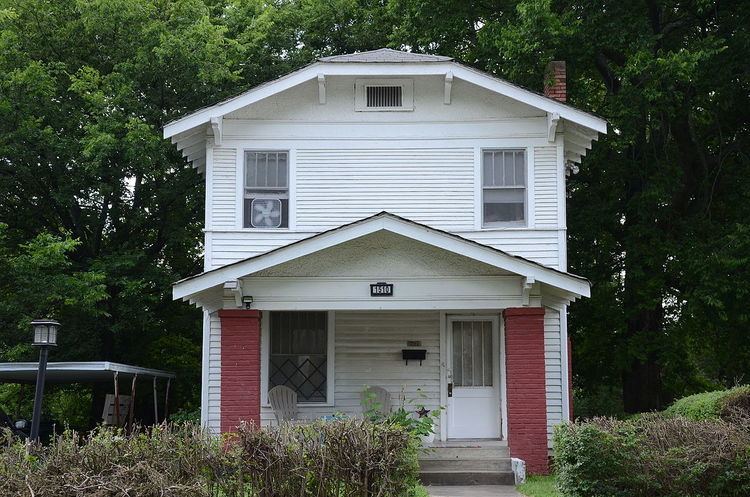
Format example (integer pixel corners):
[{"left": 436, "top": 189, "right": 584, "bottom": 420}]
[{"left": 173, "top": 212, "right": 590, "bottom": 301}]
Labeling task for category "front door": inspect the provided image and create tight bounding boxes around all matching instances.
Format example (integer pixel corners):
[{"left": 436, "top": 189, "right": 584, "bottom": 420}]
[{"left": 447, "top": 316, "right": 501, "bottom": 439}]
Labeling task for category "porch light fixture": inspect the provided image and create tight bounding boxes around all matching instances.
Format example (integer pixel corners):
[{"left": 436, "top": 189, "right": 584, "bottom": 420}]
[
  {"left": 29, "top": 318, "right": 60, "bottom": 442},
  {"left": 242, "top": 296, "right": 254, "bottom": 309}
]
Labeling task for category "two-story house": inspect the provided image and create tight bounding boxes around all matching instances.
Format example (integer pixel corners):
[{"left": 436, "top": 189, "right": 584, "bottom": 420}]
[{"left": 164, "top": 49, "right": 605, "bottom": 477}]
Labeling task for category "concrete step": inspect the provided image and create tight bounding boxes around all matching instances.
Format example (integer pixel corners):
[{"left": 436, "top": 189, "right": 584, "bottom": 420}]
[
  {"left": 419, "top": 458, "right": 512, "bottom": 473},
  {"left": 419, "top": 446, "right": 510, "bottom": 460},
  {"left": 419, "top": 470, "right": 516, "bottom": 486}
]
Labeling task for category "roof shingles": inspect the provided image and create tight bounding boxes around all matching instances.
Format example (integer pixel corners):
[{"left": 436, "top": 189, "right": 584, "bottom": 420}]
[{"left": 318, "top": 48, "right": 452, "bottom": 63}]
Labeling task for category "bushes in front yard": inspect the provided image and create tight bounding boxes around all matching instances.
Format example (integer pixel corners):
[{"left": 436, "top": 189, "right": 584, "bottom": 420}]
[
  {"left": 0, "top": 418, "right": 419, "bottom": 497},
  {"left": 665, "top": 385, "right": 750, "bottom": 422},
  {"left": 228, "top": 419, "right": 419, "bottom": 497},
  {"left": 553, "top": 414, "right": 750, "bottom": 497}
]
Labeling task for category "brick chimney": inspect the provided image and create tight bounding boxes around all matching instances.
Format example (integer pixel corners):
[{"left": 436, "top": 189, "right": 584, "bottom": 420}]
[{"left": 544, "top": 61, "right": 566, "bottom": 102}]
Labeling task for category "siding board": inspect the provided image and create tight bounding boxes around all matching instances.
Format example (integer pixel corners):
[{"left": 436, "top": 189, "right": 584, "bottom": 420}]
[
  {"left": 544, "top": 307, "right": 564, "bottom": 445},
  {"left": 211, "top": 148, "right": 237, "bottom": 229},
  {"left": 534, "top": 146, "right": 558, "bottom": 228},
  {"left": 206, "top": 312, "right": 222, "bottom": 433},
  {"left": 295, "top": 148, "right": 475, "bottom": 231}
]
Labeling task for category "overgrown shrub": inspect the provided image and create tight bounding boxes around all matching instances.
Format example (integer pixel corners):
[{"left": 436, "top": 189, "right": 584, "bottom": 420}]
[
  {"left": 0, "top": 424, "right": 220, "bottom": 496},
  {"left": 0, "top": 418, "right": 419, "bottom": 497},
  {"left": 229, "top": 418, "right": 419, "bottom": 497},
  {"left": 554, "top": 415, "right": 750, "bottom": 497},
  {"left": 665, "top": 385, "right": 750, "bottom": 421}
]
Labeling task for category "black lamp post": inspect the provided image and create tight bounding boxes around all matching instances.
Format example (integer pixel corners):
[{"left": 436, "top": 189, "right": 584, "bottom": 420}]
[{"left": 29, "top": 319, "right": 59, "bottom": 442}]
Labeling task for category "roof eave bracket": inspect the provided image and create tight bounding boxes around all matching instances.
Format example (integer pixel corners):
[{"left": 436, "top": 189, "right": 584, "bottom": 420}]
[
  {"left": 318, "top": 74, "right": 326, "bottom": 104},
  {"left": 444, "top": 72, "right": 453, "bottom": 105},
  {"left": 547, "top": 112, "right": 560, "bottom": 142},
  {"left": 522, "top": 276, "right": 536, "bottom": 306},
  {"left": 223, "top": 279, "right": 243, "bottom": 308},
  {"left": 210, "top": 116, "right": 223, "bottom": 147}
]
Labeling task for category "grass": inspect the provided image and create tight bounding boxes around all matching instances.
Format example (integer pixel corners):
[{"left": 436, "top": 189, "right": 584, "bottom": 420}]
[
  {"left": 408, "top": 484, "right": 430, "bottom": 497},
  {"left": 517, "top": 475, "right": 559, "bottom": 497}
]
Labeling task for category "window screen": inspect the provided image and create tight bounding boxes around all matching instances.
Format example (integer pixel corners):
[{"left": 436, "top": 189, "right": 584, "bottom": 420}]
[
  {"left": 269, "top": 311, "right": 328, "bottom": 402},
  {"left": 452, "top": 320, "right": 493, "bottom": 387},
  {"left": 244, "top": 151, "right": 288, "bottom": 228},
  {"left": 482, "top": 149, "right": 526, "bottom": 225}
]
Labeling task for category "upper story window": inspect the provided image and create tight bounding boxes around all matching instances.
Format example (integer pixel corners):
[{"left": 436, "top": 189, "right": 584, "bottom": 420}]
[
  {"left": 355, "top": 79, "right": 414, "bottom": 111},
  {"left": 482, "top": 149, "right": 526, "bottom": 227},
  {"left": 244, "top": 151, "right": 288, "bottom": 229}
]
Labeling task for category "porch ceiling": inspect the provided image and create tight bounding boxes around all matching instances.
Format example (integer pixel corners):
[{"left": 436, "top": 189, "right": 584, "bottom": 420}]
[{"left": 173, "top": 212, "right": 590, "bottom": 305}]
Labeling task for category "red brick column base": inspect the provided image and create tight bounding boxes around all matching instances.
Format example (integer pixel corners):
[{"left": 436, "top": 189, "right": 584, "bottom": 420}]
[
  {"left": 219, "top": 309, "right": 261, "bottom": 433},
  {"left": 503, "top": 307, "right": 549, "bottom": 474}
]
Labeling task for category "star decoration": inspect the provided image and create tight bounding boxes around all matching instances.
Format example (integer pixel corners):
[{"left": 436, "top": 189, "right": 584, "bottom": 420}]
[{"left": 416, "top": 407, "right": 431, "bottom": 418}]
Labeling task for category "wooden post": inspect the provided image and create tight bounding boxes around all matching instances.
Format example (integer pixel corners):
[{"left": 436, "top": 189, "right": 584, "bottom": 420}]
[
  {"left": 128, "top": 374, "right": 138, "bottom": 430},
  {"left": 153, "top": 377, "right": 159, "bottom": 424},
  {"left": 164, "top": 378, "right": 171, "bottom": 423},
  {"left": 113, "top": 371, "right": 120, "bottom": 426}
]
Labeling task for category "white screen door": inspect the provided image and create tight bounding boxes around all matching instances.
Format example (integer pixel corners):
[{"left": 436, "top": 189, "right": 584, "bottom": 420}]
[{"left": 447, "top": 317, "right": 501, "bottom": 439}]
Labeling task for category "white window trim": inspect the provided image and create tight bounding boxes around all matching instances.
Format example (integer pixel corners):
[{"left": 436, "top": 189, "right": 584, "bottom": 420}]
[
  {"left": 260, "top": 310, "right": 335, "bottom": 407},
  {"left": 237, "top": 148, "right": 295, "bottom": 231},
  {"left": 355, "top": 78, "right": 414, "bottom": 112},
  {"left": 479, "top": 147, "right": 531, "bottom": 229}
]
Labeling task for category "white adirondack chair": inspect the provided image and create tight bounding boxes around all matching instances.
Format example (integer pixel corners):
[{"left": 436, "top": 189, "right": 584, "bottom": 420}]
[
  {"left": 268, "top": 385, "right": 298, "bottom": 424},
  {"left": 361, "top": 386, "right": 391, "bottom": 416}
]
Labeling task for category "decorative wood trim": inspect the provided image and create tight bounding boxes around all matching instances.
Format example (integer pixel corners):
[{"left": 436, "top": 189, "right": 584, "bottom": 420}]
[
  {"left": 444, "top": 72, "right": 453, "bottom": 104},
  {"left": 210, "top": 116, "right": 223, "bottom": 147},
  {"left": 317, "top": 74, "right": 326, "bottom": 104},
  {"left": 547, "top": 112, "right": 559, "bottom": 142}
]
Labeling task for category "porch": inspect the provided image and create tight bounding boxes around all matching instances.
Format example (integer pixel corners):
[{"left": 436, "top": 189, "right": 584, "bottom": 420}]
[
  {"left": 175, "top": 213, "right": 588, "bottom": 474},
  {"left": 258, "top": 310, "right": 506, "bottom": 442}
]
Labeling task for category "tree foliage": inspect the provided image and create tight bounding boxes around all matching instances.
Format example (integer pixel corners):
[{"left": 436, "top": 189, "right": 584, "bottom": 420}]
[{"left": 0, "top": 0, "right": 748, "bottom": 420}]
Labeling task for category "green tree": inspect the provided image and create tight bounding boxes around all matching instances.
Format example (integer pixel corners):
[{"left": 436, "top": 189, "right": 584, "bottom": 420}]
[
  {"left": 388, "top": 0, "right": 750, "bottom": 413},
  {"left": 0, "top": 0, "right": 245, "bottom": 416}
]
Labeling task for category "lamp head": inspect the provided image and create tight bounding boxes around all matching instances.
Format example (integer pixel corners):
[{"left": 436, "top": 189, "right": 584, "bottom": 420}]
[{"left": 31, "top": 319, "right": 60, "bottom": 347}]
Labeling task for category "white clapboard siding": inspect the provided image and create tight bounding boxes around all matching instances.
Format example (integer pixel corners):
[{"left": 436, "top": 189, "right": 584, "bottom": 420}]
[
  {"left": 457, "top": 230, "right": 560, "bottom": 268},
  {"left": 206, "top": 312, "right": 222, "bottom": 433},
  {"left": 211, "top": 148, "right": 237, "bottom": 229},
  {"left": 209, "top": 231, "right": 313, "bottom": 269},
  {"left": 209, "top": 229, "right": 560, "bottom": 269},
  {"left": 295, "top": 148, "right": 475, "bottom": 231},
  {"left": 260, "top": 310, "right": 440, "bottom": 425},
  {"left": 544, "top": 307, "right": 564, "bottom": 445},
  {"left": 534, "top": 146, "right": 558, "bottom": 228}
]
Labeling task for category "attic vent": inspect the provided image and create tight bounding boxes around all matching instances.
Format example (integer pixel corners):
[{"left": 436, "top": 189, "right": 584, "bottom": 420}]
[
  {"left": 366, "top": 85, "right": 402, "bottom": 108},
  {"left": 355, "top": 79, "right": 414, "bottom": 111}
]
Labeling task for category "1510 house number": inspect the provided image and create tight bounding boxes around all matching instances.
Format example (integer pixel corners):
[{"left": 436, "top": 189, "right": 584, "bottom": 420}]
[{"left": 370, "top": 282, "right": 394, "bottom": 297}]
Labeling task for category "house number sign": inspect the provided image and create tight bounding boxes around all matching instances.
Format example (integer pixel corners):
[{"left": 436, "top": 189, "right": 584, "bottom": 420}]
[{"left": 370, "top": 282, "right": 394, "bottom": 297}]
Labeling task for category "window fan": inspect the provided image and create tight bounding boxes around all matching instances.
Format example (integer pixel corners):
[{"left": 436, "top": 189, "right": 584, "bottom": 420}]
[{"left": 250, "top": 198, "right": 283, "bottom": 228}]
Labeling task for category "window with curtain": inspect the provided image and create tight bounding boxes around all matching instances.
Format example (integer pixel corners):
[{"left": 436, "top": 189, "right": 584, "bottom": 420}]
[
  {"left": 482, "top": 149, "right": 526, "bottom": 226},
  {"left": 269, "top": 311, "right": 328, "bottom": 403}
]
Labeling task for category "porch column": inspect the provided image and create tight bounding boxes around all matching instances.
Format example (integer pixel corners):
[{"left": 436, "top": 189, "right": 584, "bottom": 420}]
[
  {"left": 503, "top": 307, "right": 549, "bottom": 474},
  {"left": 219, "top": 309, "right": 261, "bottom": 432}
]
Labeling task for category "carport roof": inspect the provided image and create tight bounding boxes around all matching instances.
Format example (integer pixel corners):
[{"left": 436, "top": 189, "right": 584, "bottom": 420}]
[{"left": 0, "top": 362, "right": 175, "bottom": 384}]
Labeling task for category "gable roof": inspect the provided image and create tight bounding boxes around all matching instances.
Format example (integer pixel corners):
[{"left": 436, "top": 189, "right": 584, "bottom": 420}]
[
  {"left": 319, "top": 48, "right": 453, "bottom": 63},
  {"left": 172, "top": 212, "right": 591, "bottom": 301},
  {"left": 163, "top": 48, "right": 606, "bottom": 174}
]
